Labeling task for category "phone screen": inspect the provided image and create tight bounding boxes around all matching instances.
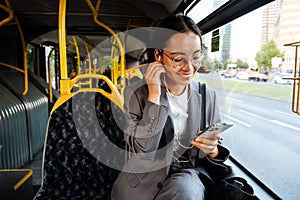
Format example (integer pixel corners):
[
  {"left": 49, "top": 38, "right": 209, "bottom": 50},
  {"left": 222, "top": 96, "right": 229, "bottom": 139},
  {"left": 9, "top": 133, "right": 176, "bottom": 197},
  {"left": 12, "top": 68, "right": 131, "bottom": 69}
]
[{"left": 196, "top": 122, "right": 233, "bottom": 139}]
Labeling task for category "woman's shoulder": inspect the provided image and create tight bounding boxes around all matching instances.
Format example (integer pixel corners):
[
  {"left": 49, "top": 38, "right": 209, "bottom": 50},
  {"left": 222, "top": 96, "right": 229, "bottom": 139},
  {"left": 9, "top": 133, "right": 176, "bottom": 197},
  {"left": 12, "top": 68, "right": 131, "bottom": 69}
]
[
  {"left": 124, "top": 78, "right": 148, "bottom": 98},
  {"left": 190, "top": 80, "right": 217, "bottom": 98}
]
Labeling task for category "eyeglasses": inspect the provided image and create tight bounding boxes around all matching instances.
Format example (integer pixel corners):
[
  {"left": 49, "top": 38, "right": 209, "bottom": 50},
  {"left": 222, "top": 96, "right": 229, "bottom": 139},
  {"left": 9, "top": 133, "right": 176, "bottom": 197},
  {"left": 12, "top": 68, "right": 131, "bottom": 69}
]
[{"left": 162, "top": 49, "right": 204, "bottom": 69}]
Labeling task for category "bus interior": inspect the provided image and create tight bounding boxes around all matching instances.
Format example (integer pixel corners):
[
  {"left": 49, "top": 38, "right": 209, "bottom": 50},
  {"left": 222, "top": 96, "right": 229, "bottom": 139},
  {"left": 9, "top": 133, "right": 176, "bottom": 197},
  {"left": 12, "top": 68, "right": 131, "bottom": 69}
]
[{"left": 0, "top": 0, "right": 299, "bottom": 199}]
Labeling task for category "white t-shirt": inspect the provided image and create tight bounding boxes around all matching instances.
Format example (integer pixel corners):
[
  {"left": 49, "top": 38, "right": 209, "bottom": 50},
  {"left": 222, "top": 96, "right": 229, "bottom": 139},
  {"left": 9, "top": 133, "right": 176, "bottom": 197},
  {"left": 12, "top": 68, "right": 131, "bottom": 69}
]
[{"left": 167, "top": 86, "right": 189, "bottom": 152}]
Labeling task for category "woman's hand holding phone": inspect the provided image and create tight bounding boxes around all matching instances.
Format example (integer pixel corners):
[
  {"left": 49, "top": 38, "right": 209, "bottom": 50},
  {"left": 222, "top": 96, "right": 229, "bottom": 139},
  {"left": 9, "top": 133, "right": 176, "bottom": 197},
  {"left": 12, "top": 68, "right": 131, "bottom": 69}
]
[
  {"left": 191, "top": 133, "right": 221, "bottom": 158},
  {"left": 191, "top": 122, "right": 233, "bottom": 158}
]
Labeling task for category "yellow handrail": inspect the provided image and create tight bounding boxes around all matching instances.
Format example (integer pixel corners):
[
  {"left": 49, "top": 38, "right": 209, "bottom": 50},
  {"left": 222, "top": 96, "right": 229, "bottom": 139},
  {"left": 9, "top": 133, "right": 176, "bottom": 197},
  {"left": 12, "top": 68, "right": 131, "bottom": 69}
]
[
  {"left": 58, "top": 0, "right": 69, "bottom": 97},
  {"left": 0, "top": 169, "right": 33, "bottom": 191},
  {"left": 0, "top": 0, "right": 14, "bottom": 26},
  {"left": 124, "top": 63, "right": 146, "bottom": 82},
  {"left": 85, "top": 0, "right": 125, "bottom": 96},
  {"left": 0, "top": 61, "right": 24, "bottom": 73},
  {"left": 83, "top": 40, "right": 94, "bottom": 88},
  {"left": 125, "top": 63, "right": 147, "bottom": 74},
  {"left": 51, "top": 74, "right": 124, "bottom": 114},
  {"left": 0, "top": 0, "right": 28, "bottom": 95},
  {"left": 84, "top": 40, "right": 101, "bottom": 74},
  {"left": 15, "top": 16, "right": 28, "bottom": 95},
  {"left": 83, "top": 40, "right": 92, "bottom": 73},
  {"left": 111, "top": 38, "right": 119, "bottom": 86},
  {"left": 55, "top": 0, "right": 124, "bottom": 112},
  {"left": 284, "top": 41, "right": 300, "bottom": 115},
  {"left": 58, "top": 0, "right": 67, "bottom": 80},
  {"left": 71, "top": 36, "right": 81, "bottom": 74},
  {"left": 292, "top": 45, "right": 300, "bottom": 115}
]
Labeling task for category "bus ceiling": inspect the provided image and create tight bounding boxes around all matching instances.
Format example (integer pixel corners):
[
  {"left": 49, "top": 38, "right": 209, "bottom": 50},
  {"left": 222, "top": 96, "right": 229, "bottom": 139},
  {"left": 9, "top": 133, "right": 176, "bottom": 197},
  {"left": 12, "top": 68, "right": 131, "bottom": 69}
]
[
  {"left": 4, "top": 0, "right": 275, "bottom": 44},
  {"left": 5, "top": 0, "right": 181, "bottom": 42}
]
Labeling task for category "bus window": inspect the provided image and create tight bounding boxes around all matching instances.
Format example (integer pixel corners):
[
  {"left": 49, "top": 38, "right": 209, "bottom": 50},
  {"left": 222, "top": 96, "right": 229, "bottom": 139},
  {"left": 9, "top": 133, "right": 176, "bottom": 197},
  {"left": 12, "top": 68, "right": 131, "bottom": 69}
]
[{"left": 189, "top": 0, "right": 300, "bottom": 199}]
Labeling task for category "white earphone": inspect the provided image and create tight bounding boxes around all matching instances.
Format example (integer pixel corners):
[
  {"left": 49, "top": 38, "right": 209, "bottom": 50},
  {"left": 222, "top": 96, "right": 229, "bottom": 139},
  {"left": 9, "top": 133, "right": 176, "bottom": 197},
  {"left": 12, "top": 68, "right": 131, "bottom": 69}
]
[{"left": 158, "top": 56, "right": 162, "bottom": 62}]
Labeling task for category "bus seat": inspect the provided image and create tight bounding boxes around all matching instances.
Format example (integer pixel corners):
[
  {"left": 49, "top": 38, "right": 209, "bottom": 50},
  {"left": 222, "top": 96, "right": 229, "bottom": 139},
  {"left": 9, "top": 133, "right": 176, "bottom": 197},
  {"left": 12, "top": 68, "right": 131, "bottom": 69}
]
[{"left": 34, "top": 84, "right": 126, "bottom": 199}]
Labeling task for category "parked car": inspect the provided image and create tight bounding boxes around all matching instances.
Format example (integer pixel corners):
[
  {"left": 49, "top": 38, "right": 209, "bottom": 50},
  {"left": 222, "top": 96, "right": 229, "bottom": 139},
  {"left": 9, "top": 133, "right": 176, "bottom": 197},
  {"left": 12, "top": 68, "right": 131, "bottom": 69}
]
[
  {"left": 236, "top": 71, "right": 249, "bottom": 80},
  {"left": 258, "top": 73, "right": 268, "bottom": 82},
  {"left": 224, "top": 72, "right": 233, "bottom": 78},
  {"left": 248, "top": 73, "right": 268, "bottom": 82},
  {"left": 273, "top": 73, "right": 294, "bottom": 84}
]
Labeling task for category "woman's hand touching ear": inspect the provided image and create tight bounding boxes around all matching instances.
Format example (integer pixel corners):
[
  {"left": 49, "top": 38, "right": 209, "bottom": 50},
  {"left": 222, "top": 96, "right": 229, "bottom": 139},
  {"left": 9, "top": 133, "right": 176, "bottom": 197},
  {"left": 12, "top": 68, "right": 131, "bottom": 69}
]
[{"left": 145, "top": 62, "right": 166, "bottom": 105}]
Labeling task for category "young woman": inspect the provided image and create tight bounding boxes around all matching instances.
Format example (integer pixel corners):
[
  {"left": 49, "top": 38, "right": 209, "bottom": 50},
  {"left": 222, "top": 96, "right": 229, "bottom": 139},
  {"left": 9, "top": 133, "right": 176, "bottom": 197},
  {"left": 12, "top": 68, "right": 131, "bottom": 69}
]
[{"left": 112, "top": 14, "right": 230, "bottom": 200}]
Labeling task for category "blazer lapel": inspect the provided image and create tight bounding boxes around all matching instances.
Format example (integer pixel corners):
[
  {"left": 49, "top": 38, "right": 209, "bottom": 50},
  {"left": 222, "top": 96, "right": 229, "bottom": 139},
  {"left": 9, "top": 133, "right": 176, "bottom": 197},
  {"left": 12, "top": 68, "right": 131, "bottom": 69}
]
[{"left": 186, "top": 83, "right": 202, "bottom": 141}]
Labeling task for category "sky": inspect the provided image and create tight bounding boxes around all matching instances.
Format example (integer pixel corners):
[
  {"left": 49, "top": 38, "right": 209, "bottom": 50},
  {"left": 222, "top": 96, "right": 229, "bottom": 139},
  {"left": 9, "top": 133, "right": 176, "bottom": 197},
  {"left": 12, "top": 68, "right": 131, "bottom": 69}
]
[
  {"left": 231, "top": 7, "right": 264, "bottom": 65},
  {"left": 188, "top": 1, "right": 265, "bottom": 65}
]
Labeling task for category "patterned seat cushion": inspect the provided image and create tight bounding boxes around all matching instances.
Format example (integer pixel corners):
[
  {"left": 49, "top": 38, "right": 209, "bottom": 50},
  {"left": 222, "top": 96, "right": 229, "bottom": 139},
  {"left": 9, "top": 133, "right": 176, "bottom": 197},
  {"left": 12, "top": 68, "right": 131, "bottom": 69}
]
[{"left": 35, "top": 91, "right": 126, "bottom": 199}]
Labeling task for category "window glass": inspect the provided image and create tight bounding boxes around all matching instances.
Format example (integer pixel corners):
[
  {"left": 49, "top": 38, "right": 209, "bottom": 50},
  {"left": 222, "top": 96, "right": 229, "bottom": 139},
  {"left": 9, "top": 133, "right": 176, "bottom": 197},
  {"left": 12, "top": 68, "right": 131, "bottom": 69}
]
[
  {"left": 192, "top": 1, "right": 300, "bottom": 199},
  {"left": 187, "top": 0, "right": 230, "bottom": 23},
  {"left": 26, "top": 43, "right": 35, "bottom": 73}
]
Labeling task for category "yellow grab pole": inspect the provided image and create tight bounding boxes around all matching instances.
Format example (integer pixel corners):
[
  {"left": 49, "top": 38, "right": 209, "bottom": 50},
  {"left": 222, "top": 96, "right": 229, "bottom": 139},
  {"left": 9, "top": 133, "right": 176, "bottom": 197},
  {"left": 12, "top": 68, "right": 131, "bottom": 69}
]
[
  {"left": 85, "top": 0, "right": 125, "bottom": 96},
  {"left": 72, "top": 36, "right": 81, "bottom": 74},
  {"left": 0, "top": 0, "right": 14, "bottom": 26},
  {"left": 83, "top": 41, "right": 92, "bottom": 73},
  {"left": 15, "top": 17, "right": 28, "bottom": 95},
  {"left": 58, "top": 0, "right": 67, "bottom": 80},
  {"left": 58, "top": 0, "right": 69, "bottom": 96}
]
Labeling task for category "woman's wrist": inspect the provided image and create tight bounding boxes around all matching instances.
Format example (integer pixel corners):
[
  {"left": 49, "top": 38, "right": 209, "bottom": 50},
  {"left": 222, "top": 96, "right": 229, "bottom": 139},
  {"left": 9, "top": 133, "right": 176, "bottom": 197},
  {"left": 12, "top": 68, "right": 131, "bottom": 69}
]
[
  {"left": 148, "top": 96, "right": 160, "bottom": 105},
  {"left": 208, "top": 146, "right": 219, "bottom": 158}
]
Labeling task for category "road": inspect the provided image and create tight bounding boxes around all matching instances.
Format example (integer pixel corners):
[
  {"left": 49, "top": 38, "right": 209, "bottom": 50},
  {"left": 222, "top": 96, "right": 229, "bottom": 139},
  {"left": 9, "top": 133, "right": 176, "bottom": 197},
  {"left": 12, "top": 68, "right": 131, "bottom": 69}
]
[{"left": 219, "top": 91, "right": 300, "bottom": 200}]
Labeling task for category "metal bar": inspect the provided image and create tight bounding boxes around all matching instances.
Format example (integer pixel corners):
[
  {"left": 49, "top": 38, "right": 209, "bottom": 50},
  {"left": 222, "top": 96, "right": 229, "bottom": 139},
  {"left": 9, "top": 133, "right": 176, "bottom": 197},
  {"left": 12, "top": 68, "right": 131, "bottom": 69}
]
[
  {"left": 72, "top": 36, "right": 81, "bottom": 75},
  {"left": 85, "top": 0, "right": 125, "bottom": 97},
  {"left": 284, "top": 42, "right": 300, "bottom": 115},
  {"left": 15, "top": 17, "right": 28, "bottom": 95},
  {"left": 13, "top": 169, "right": 33, "bottom": 190},
  {"left": 292, "top": 46, "right": 299, "bottom": 114},
  {"left": 296, "top": 46, "right": 300, "bottom": 114},
  {"left": 50, "top": 74, "right": 124, "bottom": 114},
  {"left": 0, "top": 0, "right": 14, "bottom": 26},
  {"left": 0, "top": 169, "right": 33, "bottom": 191},
  {"left": 0, "top": 62, "right": 24, "bottom": 73},
  {"left": 58, "top": 0, "right": 67, "bottom": 80}
]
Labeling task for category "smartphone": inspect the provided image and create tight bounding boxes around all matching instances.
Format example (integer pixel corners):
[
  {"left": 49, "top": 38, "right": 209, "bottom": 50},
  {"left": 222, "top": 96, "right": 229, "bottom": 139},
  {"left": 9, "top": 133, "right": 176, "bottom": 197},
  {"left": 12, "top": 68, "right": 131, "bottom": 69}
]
[{"left": 195, "top": 122, "right": 234, "bottom": 139}]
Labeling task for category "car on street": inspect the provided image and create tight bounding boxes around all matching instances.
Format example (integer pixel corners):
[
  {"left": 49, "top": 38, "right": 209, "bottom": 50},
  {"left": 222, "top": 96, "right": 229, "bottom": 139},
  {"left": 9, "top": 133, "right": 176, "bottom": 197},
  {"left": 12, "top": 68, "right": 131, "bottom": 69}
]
[
  {"left": 272, "top": 73, "right": 294, "bottom": 84},
  {"left": 236, "top": 71, "right": 249, "bottom": 80},
  {"left": 248, "top": 73, "right": 268, "bottom": 82}
]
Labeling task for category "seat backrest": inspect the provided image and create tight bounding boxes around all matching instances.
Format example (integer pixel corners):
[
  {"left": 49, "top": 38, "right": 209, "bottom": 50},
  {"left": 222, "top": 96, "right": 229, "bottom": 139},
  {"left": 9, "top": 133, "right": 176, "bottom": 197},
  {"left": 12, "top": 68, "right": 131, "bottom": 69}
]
[{"left": 34, "top": 87, "right": 126, "bottom": 199}]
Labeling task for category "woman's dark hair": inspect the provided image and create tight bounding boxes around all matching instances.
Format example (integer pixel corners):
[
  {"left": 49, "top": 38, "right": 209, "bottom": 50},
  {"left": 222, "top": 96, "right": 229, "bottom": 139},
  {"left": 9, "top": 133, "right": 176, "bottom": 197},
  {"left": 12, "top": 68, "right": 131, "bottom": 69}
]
[
  {"left": 147, "top": 14, "right": 202, "bottom": 62},
  {"left": 156, "top": 14, "right": 202, "bottom": 40}
]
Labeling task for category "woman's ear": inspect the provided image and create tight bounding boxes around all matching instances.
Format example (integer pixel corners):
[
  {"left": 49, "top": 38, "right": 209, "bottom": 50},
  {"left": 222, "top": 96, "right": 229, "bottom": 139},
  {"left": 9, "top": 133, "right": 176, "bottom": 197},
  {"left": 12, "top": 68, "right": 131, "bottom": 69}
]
[{"left": 154, "top": 49, "right": 162, "bottom": 62}]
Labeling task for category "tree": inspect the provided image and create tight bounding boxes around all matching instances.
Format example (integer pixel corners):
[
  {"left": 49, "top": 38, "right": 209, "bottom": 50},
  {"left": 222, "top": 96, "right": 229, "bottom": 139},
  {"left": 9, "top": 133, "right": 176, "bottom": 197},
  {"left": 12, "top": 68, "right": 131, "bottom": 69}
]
[
  {"left": 255, "top": 40, "right": 284, "bottom": 67},
  {"left": 236, "top": 59, "right": 248, "bottom": 69}
]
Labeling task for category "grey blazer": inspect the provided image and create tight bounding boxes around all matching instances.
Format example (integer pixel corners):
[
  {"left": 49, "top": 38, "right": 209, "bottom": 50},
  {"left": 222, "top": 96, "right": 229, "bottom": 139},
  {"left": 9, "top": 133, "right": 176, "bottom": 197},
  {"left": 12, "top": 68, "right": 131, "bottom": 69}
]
[{"left": 111, "top": 80, "right": 225, "bottom": 200}]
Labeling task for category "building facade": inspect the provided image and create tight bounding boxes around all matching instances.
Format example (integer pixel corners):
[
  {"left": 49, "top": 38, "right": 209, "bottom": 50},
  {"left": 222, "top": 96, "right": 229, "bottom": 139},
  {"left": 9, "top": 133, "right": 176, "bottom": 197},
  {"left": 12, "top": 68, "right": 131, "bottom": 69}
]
[{"left": 262, "top": 0, "right": 300, "bottom": 72}]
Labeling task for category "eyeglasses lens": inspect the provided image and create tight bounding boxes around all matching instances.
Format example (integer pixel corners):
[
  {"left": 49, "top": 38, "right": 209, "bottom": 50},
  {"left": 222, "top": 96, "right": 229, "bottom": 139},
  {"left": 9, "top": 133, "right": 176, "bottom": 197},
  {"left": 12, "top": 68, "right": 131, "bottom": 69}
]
[{"left": 172, "top": 53, "right": 203, "bottom": 68}]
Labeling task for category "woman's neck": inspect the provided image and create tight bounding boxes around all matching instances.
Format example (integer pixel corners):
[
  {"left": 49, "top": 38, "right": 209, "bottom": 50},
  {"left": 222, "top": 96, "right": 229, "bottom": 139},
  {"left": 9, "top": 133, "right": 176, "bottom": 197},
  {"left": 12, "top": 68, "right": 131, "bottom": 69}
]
[{"left": 165, "top": 78, "right": 186, "bottom": 96}]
